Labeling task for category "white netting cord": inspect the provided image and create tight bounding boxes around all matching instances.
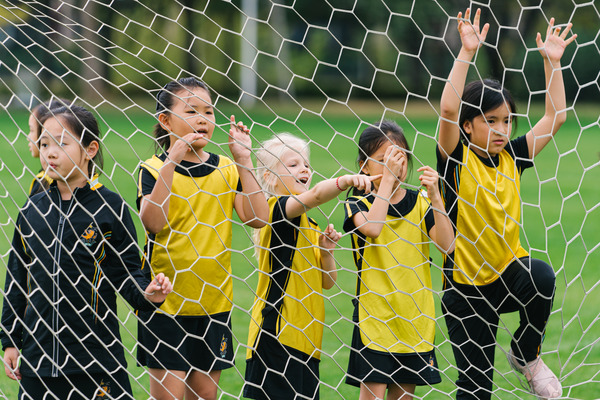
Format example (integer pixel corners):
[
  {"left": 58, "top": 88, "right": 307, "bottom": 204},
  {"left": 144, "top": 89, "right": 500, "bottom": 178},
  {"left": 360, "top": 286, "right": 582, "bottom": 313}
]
[{"left": 0, "top": 1, "right": 598, "bottom": 399}]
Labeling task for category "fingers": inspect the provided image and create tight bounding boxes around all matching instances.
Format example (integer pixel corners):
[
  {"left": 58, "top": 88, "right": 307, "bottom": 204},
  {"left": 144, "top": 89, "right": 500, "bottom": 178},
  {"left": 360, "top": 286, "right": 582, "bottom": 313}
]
[
  {"left": 472, "top": 8, "right": 479, "bottom": 27},
  {"left": 146, "top": 273, "right": 173, "bottom": 297},
  {"left": 417, "top": 166, "right": 439, "bottom": 188},
  {"left": 153, "top": 273, "right": 173, "bottom": 294},
  {"left": 229, "top": 115, "right": 250, "bottom": 135},
  {"left": 546, "top": 17, "right": 554, "bottom": 38},
  {"left": 561, "top": 22, "right": 573, "bottom": 39},
  {"left": 322, "top": 224, "right": 341, "bottom": 244},
  {"left": 4, "top": 351, "right": 21, "bottom": 380}
]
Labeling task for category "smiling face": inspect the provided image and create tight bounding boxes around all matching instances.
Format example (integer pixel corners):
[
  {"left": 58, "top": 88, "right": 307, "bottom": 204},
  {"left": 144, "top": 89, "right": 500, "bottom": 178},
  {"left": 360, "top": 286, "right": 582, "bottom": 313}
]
[
  {"left": 160, "top": 87, "right": 216, "bottom": 152},
  {"left": 463, "top": 102, "right": 513, "bottom": 157},
  {"left": 272, "top": 149, "right": 312, "bottom": 195},
  {"left": 39, "top": 116, "right": 97, "bottom": 187}
]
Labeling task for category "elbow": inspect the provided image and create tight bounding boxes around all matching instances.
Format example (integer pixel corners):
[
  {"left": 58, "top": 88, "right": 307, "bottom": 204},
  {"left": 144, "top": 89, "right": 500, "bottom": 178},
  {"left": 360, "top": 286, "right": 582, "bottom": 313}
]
[
  {"left": 554, "top": 113, "right": 567, "bottom": 131},
  {"left": 440, "top": 105, "right": 458, "bottom": 121},
  {"left": 141, "top": 216, "right": 165, "bottom": 235},
  {"left": 360, "top": 226, "right": 382, "bottom": 239},
  {"left": 322, "top": 280, "right": 335, "bottom": 290},
  {"left": 245, "top": 218, "right": 267, "bottom": 229}
]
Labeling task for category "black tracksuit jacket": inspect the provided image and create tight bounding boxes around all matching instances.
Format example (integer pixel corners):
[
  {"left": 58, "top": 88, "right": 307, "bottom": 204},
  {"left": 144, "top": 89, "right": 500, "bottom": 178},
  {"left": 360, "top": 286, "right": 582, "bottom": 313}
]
[{"left": 0, "top": 181, "right": 158, "bottom": 378}]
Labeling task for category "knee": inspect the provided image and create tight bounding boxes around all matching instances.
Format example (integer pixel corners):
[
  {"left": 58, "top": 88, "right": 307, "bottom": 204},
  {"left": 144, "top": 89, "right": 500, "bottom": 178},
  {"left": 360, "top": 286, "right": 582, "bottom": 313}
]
[{"left": 529, "top": 258, "right": 556, "bottom": 297}]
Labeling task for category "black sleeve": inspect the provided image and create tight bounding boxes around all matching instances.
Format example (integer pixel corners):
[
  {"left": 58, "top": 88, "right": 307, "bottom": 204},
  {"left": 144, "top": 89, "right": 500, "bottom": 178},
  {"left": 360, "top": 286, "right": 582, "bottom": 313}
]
[
  {"left": 0, "top": 213, "right": 31, "bottom": 350},
  {"left": 424, "top": 203, "right": 435, "bottom": 234},
  {"left": 343, "top": 196, "right": 370, "bottom": 234},
  {"left": 136, "top": 166, "right": 158, "bottom": 210},
  {"left": 105, "top": 200, "right": 160, "bottom": 312},
  {"left": 507, "top": 135, "right": 534, "bottom": 172}
]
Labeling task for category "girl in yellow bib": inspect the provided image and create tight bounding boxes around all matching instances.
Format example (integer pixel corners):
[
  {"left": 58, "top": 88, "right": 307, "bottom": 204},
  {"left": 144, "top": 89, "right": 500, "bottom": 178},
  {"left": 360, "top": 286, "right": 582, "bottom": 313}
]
[
  {"left": 136, "top": 77, "right": 269, "bottom": 400},
  {"left": 244, "top": 133, "right": 377, "bottom": 400},
  {"left": 437, "top": 8, "right": 576, "bottom": 400},
  {"left": 344, "top": 121, "right": 453, "bottom": 400}
]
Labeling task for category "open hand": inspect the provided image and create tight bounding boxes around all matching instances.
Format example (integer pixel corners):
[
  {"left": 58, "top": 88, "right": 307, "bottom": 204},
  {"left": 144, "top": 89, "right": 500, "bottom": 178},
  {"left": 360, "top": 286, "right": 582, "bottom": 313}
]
[
  {"left": 536, "top": 18, "right": 577, "bottom": 65},
  {"left": 458, "top": 8, "right": 490, "bottom": 55}
]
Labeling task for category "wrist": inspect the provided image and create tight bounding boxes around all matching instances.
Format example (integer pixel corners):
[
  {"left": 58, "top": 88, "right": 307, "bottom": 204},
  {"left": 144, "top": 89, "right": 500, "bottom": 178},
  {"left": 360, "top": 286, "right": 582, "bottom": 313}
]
[
  {"left": 234, "top": 155, "right": 252, "bottom": 166},
  {"left": 335, "top": 176, "right": 344, "bottom": 191},
  {"left": 458, "top": 47, "right": 476, "bottom": 60}
]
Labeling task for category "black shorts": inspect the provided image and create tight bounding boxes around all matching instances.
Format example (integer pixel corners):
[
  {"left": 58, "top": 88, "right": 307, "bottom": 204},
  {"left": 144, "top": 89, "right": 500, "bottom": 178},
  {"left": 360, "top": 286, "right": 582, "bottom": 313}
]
[
  {"left": 244, "top": 331, "right": 320, "bottom": 400},
  {"left": 346, "top": 324, "right": 441, "bottom": 387},
  {"left": 19, "top": 369, "right": 133, "bottom": 399},
  {"left": 137, "top": 311, "right": 234, "bottom": 372}
]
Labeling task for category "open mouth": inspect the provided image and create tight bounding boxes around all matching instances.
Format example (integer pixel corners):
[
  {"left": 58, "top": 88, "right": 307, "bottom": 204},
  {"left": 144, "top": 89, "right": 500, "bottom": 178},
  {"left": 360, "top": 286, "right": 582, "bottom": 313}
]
[{"left": 297, "top": 177, "right": 309, "bottom": 185}]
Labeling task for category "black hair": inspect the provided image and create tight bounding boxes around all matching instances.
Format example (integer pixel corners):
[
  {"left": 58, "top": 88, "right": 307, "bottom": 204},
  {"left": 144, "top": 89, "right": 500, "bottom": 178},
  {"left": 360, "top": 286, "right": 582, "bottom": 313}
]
[
  {"left": 354, "top": 120, "right": 412, "bottom": 196},
  {"left": 153, "top": 77, "right": 211, "bottom": 151},
  {"left": 39, "top": 105, "right": 104, "bottom": 178},
  {"left": 459, "top": 78, "right": 518, "bottom": 144},
  {"left": 31, "top": 98, "right": 71, "bottom": 139}
]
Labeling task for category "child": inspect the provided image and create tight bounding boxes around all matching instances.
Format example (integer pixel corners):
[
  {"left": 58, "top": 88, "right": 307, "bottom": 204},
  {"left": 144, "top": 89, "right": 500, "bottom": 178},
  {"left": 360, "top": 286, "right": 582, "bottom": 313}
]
[
  {"left": 136, "top": 77, "right": 269, "bottom": 400},
  {"left": 244, "top": 133, "right": 377, "bottom": 400},
  {"left": 437, "top": 8, "right": 576, "bottom": 399},
  {"left": 27, "top": 98, "right": 70, "bottom": 195},
  {"left": 344, "top": 121, "right": 453, "bottom": 400},
  {"left": 1, "top": 105, "right": 173, "bottom": 399}
]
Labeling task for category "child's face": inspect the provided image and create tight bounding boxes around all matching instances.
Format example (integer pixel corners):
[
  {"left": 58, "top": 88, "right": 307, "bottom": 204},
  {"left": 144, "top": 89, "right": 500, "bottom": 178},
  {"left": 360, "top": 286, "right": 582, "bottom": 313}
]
[
  {"left": 162, "top": 87, "right": 216, "bottom": 152},
  {"left": 39, "top": 117, "right": 96, "bottom": 185},
  {"left": 28, "top": 113, "right": 40, "bottom": 158},
  {"left": 463, "top": 102, "right": 512, "bottom": 157},
  {"left": 361, "top": 141, "right": 407, "bottom": 190},
  {"left": 273, "top": 149, "right": 312, "bottom": 195}
]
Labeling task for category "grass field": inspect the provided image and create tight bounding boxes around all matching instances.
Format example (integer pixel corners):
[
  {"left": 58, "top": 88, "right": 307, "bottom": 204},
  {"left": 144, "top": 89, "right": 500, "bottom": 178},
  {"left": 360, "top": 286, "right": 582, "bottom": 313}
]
[{"left": 0, "top": 101, "right": 598, "bottom": 399}]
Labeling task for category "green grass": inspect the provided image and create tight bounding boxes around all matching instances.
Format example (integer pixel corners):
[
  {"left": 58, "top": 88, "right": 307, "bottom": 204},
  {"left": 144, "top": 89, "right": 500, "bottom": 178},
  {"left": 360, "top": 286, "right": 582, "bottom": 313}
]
[{"left": 0, "top": 103, "right": 598, "bottom": 399}]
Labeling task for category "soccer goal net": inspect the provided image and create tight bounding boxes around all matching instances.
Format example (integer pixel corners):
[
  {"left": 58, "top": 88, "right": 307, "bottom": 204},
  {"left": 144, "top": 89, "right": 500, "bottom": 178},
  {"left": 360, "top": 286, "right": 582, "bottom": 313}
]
[{"left": 0, "top": 1, "right": 598, "bottom": 399}]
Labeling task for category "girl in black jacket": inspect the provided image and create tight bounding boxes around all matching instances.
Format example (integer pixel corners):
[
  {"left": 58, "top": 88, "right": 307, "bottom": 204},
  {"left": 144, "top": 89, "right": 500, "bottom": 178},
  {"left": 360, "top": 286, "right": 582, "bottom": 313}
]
[{"left": 1, "top": 105, "right": 173, "bottom": 399}]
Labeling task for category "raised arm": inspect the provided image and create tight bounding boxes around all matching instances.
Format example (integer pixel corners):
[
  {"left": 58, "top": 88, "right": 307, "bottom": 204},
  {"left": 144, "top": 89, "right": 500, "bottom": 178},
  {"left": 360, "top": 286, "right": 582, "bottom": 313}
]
[
  {"left": 230, "top": 116, "right": 269, "bottom": 228},
  {"left": 527, "top": 19, "right": 577, "bottom": 158},
  {"left": 439, "top": 8, "right": 489, "bottom": 159},
  {"left": 285, "top": 174, "right": 379, "bottom": 220}
]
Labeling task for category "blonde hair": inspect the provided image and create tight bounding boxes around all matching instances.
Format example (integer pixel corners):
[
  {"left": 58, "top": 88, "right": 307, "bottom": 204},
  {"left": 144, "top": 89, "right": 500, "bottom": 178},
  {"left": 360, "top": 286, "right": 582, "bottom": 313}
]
[
  {"left": 252, "top": 133, "right": 310, "bottom": 256},
  {"left": 255, "top": 132, "right": 310, "bottom": 198}
]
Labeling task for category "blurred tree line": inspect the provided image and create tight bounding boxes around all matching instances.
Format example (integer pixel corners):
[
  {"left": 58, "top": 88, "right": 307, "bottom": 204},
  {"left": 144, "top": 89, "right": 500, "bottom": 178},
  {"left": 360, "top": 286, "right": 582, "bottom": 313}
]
[{"left": 0, "top": 0, "right": 597, "bottom": 108}]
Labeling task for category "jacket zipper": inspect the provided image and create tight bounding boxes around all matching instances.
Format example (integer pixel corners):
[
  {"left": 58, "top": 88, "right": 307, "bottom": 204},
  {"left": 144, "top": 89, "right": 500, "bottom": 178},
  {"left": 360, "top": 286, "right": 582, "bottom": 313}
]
[{"left": 51, "top": 190, "right": 75, "bottom": 377}]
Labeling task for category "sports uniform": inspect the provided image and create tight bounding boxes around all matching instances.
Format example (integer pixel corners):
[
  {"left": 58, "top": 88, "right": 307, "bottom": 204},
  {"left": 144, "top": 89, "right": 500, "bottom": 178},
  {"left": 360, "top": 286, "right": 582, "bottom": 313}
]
[
  {"left": 0, "top": 180, "right": 157, "bottom": 399},
  {"left": 344, "top": 190, "right": 441, "bottom": 387},
  {"left": 437, "top": 135, "right": 556, "bottom": 399},
  {"left": 136, "top": 152, "right": 239, "bottom": 371},
  {"left": 244, "top": 196, "right": 325, "bottom": 400},
  {"left": 28, "top": 171, "right": 52, "bottom": 196}
]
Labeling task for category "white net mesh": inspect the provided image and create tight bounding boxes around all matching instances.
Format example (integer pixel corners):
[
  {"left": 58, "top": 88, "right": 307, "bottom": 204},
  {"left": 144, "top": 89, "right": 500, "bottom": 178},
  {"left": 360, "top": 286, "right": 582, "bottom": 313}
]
[{"left": 0, "top": 1, "right": 599, "bottom": 399}]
